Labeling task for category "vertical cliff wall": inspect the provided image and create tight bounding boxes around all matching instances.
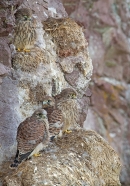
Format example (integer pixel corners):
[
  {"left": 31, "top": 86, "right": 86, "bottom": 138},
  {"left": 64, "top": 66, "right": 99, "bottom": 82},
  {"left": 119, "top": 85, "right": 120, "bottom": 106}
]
[
  {"left": 62, "top": 0, "right": 130, "bottom": 185},
  {"left": 0, "top": 0, "right": 92, "bottom": 166}
]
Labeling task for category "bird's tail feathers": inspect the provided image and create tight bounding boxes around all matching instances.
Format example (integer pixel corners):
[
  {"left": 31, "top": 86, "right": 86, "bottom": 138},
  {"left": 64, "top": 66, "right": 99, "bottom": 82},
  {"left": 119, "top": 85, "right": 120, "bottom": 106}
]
[
  {"left": 9, "top": 159, "right": 19, "bottom": 169},
  {"left": 9, "top": 150, "right": 33, "bottom": 169},
  {"left": 19, "top": 150, "right": 33, "bottom": 162}
]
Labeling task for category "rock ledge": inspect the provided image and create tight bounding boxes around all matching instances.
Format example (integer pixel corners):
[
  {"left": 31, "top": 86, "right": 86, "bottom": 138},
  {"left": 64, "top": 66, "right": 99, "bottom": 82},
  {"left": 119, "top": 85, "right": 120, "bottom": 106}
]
[{"left": 3, "top": 129, "right": 121, "bottom": 186}]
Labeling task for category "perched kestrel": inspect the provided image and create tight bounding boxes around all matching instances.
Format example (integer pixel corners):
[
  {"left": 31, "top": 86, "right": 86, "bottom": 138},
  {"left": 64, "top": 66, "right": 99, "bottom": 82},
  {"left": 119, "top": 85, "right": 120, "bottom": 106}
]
[
  {"left": 13, "top": 8, "right": 36, "bottom": 52},
  {"left": 42, "top": 96, "right": 63, "bottom": 140},
  {"left": 54, "top": 88, "right": 79, "bottom": 133},
  {"left": 10, "top": 109, "right": 49, "bottom": 169}
]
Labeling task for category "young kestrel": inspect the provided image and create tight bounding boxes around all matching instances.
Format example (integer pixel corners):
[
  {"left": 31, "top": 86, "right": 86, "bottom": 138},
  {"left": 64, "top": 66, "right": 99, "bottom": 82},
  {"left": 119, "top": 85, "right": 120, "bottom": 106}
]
[
  {"left": 13, "top": 8, "right": 36, "bottom": 52},
  {"left": 10, "top": 109, "right": 49, "bottom": 169},
  {"left": 54, "top": 88, "right": 79, "bottom": 133},
  {"left": 42, "top": 96, "right": 63, "bottom": 140}
]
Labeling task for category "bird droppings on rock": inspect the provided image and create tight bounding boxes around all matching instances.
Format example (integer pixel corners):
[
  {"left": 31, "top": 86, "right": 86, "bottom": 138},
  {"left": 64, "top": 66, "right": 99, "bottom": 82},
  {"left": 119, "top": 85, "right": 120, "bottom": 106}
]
[{"left": 3, "top": 130, "right": 121, "bottom": 186}]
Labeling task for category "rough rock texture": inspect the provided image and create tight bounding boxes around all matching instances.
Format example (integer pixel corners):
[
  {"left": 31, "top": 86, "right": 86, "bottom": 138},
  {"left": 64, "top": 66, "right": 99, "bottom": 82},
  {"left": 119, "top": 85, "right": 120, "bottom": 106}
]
[
  {"left": 62, "top": 0, "right": 130, "bottom": 185},
  {"left": 0, "top": 0, "right": 92, "bottom": 170},
  {"left": 0, "top": 0, "right": 122, "bottom": 185},
  {"left": 2, "top": 130, "right": 121, "bottom": 186}
]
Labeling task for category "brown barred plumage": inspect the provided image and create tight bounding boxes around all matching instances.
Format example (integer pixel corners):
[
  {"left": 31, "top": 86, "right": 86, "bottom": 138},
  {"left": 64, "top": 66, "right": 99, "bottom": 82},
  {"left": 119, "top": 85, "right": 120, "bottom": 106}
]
[
  {"left": 10, "top": 109, "right": 49, "bottom": 169},
  {"left": 54, "top": 88, "right": 79, "bottom": 132},
  {"left": 42, "top": 96, "right": 63, "bottom": 139},
  {"left": 13, "top": 8, "right": 36, "bottom": 51}
]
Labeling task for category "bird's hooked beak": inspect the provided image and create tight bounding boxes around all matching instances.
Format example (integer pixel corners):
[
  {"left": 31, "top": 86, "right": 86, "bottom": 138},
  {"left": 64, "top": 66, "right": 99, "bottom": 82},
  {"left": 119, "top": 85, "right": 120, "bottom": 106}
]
[
  {"left": 43, "top": 100, "right": 53, "bottom": 106},
  {"left": 72, "top": 94, "right": 77, "bottom": 99},
  {"left": 42, "top": 115, "right": 47, "bottom": 119},
  {"left": 42, "top": 100, "right": 48, "bottom": 105},
  {"left": 24, "top": 16, "right": 31, "bottom": 21},
  {"left": 37, "top": 114, "right": 47, "bottom": 121}
]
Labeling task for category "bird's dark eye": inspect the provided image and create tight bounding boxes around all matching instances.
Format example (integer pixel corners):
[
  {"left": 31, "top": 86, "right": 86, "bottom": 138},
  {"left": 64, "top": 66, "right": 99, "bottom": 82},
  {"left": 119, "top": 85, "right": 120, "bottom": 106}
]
[
  {"left": 38, "top": 113, "right": 42, "bottom": 117},
  {"left": 48, "top": 100, "right": 51, "bottom": 103}
]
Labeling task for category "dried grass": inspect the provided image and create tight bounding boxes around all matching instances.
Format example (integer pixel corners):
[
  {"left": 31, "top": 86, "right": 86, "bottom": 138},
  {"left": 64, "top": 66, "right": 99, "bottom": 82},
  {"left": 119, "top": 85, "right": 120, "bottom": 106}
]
[
  {"left": 12, "top": 47, "right": 49, "bottom": 72},
  {"left": 3, "top": 130, "right": 121, "bottom": 186},
  {"left": 43, "top": 18, "right": 87, "bottom": 57}
]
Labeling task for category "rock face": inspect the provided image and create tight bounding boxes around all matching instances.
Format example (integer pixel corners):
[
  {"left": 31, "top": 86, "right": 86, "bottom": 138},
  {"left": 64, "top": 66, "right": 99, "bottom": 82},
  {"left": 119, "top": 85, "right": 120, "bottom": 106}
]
[
  {"left": 62, "top": 0, "right": 130, "bottom": 185},
  {"left": 3, "top": 130, "right": 121, "bottom": 186},
  {"left": 0, "top": 0, "right": 92, "bottom": 168},
  {"left": 0, "top": 0, "right": 122, "bottom": 185}
]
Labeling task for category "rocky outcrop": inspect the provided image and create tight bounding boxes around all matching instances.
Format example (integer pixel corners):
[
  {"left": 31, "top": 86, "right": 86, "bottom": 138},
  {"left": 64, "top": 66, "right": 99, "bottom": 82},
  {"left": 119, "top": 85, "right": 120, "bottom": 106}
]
[
  {"left": 62, "top": 0, "right": 130, "bottom": 185},
  {"left": 0, "top": 0, "right": 122, "bottom": 185},
  {"left": 0, "top": 0, "right": 92, "bottom": 167},
  {"left": 3, "top": 130, "right": 121, "bottom": 186}
]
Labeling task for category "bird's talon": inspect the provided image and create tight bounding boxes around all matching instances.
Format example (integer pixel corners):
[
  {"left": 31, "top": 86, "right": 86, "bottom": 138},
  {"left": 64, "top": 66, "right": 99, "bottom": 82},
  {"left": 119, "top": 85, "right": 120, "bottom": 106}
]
[
  {"left": 17, "top": 48, "right": 21, "bottom": 52},
  {"left": 64, "top": 130, "right": 72, "bottom": 134},
  {"left": 33, "top": 153, "right": 42, "bottom": 157},
  {"left": 17, "top": 48, "right": 30, "bottom": 52},
  {"left": 23, "top": 49, "right": 30, "bottom": 52}
]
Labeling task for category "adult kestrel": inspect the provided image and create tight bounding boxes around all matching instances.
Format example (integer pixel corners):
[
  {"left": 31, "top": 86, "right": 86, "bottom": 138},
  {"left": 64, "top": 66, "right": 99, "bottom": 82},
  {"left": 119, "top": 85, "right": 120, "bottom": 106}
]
[
  {"left": 54, "top": 88, "right": 79, "bottom": 133},
  {"left": 42, "top": 96, "right": 63, "bottom": 140},
  {"left": 10, "top": 109, "right": 49, "bottom": 169},
  {"left": 13, "top": 8, "right": 36, "bottom": 52}
]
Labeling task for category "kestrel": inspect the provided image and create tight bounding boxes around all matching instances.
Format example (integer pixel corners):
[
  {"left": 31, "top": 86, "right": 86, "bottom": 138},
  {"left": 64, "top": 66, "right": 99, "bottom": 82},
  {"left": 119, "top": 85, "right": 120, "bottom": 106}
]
[
  {"left": 42, "top": 96, "right": 63, "bottom": 140},
  {"left": 54, "top": 88, "right": 79, "bottom": 133},
  {"left": 10, "top": 109, "right": 49, "bottom": 169},
  {"left": 13, "top": 8, "right": 36, "bottom": 52}
]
